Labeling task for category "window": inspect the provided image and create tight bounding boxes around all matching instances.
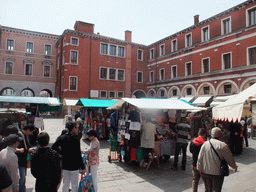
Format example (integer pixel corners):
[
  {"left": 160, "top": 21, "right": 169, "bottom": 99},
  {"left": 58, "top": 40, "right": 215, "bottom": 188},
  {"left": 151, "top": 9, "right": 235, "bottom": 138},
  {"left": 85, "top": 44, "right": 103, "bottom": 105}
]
[
  {"left": 7, "top": 39, "right": 14, "bottom": 50},
  {"left": 69, "top": 76, "right": 77, "bottom": 91},
  {"left": 137, "top": 72, "right": 143, "bottom": 83},
  {"left": 101, "top": 43, "right": 108, "bottom": 54},
  {"left": 222, "top": 53, "right": 231, "bottom": 69},
  {"left": 150, "top": 91, "right": 154, "bottom": 97},
  {"left": 5, "top": 62, "right": 13, "bottom": 74},
  {"left": 187, "top": 88, "right": 192, "bottom": 95},
  {"left": 110, "top": 45, "right": 117, "bottom": 56},
  {"left": 21, "top": 89, "right": 34, "bottom": 97},
  {"left": 160, "top": 90, "right": 165, "bottom": 97},
  {"left": 203, "top": 86, "right": 210, "bottom": 95},
  {"left": 250, "top": 82, "right": 256, "bottom": 86},
  {"left": 159, "top": 68, "right": 165, "bottom": 80},
  {"left": 26, "top": 42, "right": 33, "bottom": 53},
  {"left": 224, "top": 84, "right": 232, "bottom": 94},
  {"left": 109, "top": 91, "right": 116, "bottom": 98},
  {"left": 185, "top": 33, "right": 192, "bottom": 47},
  {"left": 173, "top": 89, "right": 177, "bottom": 96},
  {"left": 172, "top": 39, "right": 177, "bottom": 52},
  {"left": 202, "top": 58, "right": 210, "bottom": 73},
  {"left": 61, "top": 76, "right": 64, "bottom": 91},
  {"left": 25, "top": 64, "right": 32, "bottom": 76},
  {"left": 186, "top": 62, "right": 192, "bottom": 76},
  {"left": 150, "top": 71, "right": 154, "bottom": 82},
  {"left": 222, "top": 17, "right": 231, "bottom": 35},
  {"left": 150, "top": 49, "right": 154, "bottom": 59},
  {"left": 45, "top": 45, "right": 51, "bottom": 55},
  {"left": 118, "top": 47, "right": 125, "bottom": 57},
  {"left": 118, "top": 92, "right": 124, "bottom": 98},
  {"left": 137, "top": 50, "right": 143, "bottom": 61},
  {"left": 44, "top": 66, "right": 50, "bottom": 77},
  {"left": 117, "top": 69, "right": 124, "bottom": 81},
  {"left": 160, "top": 44, "right": 165, "bottom": 56},
  {"left": 172, "top": 66, "right": 177, "bottom": 78},
  {"left": 248, "top": 7, "right": 256, "bottom": 26},
  {"left": 109, "top": 69, "right": 116, "bottom": 80},
  {"left": 70, "top": 51, "right": 78, "bottom": 64},
  {"left": 100, "top": 68, "right": 107, "bottom": 79},
  {"left": 202, "top": 26, "right": 209, "bottom": 42},
  {"left": 248, "top": 47, "right": 256, "bottom": 65},
  {"left": 71, "top": 37, "right": 79, "bottom": 45},
  {"left": 100, "top": 91, "right": 107, "bottom": 98}
]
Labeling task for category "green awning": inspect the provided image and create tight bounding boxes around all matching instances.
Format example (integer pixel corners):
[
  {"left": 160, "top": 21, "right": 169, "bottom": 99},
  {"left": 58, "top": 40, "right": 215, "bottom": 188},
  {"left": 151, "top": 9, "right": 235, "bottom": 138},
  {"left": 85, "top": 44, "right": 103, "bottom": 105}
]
[
  {"left": 0, "top": 96, "right": 61, "bottom": 105},
  {"left": 76, "top": 99, "right": 118, "bottom": 107}
]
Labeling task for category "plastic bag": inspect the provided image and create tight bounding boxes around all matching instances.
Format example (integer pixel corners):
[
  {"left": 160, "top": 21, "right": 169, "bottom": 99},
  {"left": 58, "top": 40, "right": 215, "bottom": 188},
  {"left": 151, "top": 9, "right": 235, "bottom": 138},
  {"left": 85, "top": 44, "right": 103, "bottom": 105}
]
[{"left": 78, "top": 174, "right": 95, "bottom": 192}]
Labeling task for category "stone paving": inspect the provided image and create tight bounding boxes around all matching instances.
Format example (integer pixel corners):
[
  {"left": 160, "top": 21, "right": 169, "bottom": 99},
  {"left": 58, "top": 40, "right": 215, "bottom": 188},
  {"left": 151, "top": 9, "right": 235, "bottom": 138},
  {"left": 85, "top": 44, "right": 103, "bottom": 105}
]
[{"left": 26, "top": 117, "right": 256, "bottom": 192}]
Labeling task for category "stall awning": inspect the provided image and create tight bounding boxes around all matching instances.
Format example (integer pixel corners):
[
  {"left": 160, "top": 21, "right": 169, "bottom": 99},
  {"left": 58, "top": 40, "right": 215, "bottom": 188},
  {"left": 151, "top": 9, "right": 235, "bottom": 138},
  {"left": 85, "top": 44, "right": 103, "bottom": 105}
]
[
  {"left": 111, "top": 98, "right": 206, "bottom": 110},
  {"left": 213, "top": 83, "right": 256, "bottom": 122},
  {"left": 210, "top": 95, "right": 237, "bottom": 107},
  {"left": 0, "top": 96, "right": 61, "bottom": 105},
  {"left": 107, "top": 99, "right": 125, "bottom": 109},
  {"left": 76, "top": 99, "right": 118, "bottom": 107},
  {"left": 193, "top": 96, "right": 212, "bottom": 106},
  {"left": 63, "top": 99, "right": 79, "bottom": 106},
  {"left": 180, "top": 96, "right": 194, "bottom": 103}
]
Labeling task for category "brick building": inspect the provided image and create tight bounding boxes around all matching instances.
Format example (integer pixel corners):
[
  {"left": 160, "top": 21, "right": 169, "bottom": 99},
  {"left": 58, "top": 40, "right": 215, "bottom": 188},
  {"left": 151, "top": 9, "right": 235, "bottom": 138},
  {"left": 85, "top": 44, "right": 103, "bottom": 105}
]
[{"left": 0, "top": 26, "right": 59, "bottom": 97}]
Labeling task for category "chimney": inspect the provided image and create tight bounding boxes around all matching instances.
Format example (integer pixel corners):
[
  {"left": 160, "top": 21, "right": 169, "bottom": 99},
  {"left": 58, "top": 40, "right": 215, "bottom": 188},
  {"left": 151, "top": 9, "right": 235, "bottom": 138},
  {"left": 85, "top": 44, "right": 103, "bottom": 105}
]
[
  {"left": 125, "top": 30, "right": 132, "bottom": 42},
  {"left": 194, "top": 15, "right": 199, "bottom": 25}
]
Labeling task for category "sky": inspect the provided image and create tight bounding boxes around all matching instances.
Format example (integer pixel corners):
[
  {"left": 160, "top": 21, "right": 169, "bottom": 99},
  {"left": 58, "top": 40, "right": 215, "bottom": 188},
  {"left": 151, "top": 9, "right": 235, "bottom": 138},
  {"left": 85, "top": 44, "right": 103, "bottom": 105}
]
[{"left": 0, "top": 0, "right": 246, "bottom": 45}]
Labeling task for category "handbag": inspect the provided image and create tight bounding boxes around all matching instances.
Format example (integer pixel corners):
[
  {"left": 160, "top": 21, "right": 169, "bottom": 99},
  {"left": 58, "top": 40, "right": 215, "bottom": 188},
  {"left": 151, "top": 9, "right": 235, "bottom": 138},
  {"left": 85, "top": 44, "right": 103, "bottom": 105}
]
[
  {"left": 78, "top": 173, "right": 95, "bottom": 192},
  {"left": 209, "top": 140, "right": 229, "bottom": 176}
]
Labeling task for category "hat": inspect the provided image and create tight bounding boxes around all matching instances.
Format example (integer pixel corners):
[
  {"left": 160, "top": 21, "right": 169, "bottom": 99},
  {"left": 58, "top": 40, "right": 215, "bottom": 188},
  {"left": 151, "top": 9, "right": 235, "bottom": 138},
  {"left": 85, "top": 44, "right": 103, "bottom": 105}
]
[
  {"left": 6, "top": 134, "right": 23, "bottom": 146},
  {"left": 76, "top": 117, "right": 82, "bottom": 122}
]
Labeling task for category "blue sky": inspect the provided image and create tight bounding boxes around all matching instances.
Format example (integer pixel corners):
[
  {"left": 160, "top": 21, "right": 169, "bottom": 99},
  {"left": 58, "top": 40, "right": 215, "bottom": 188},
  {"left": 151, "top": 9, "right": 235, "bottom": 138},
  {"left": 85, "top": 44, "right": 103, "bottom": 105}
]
[{"left": 1, "top": 0, "right": 246, "bottom": 45}]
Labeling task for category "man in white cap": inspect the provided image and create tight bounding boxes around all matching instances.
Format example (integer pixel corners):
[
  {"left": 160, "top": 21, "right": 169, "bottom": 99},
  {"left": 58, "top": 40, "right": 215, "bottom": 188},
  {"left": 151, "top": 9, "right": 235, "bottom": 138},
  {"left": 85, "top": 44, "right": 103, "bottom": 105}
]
[{"left": 197, "top": 127, "right": 237, "bottom": 192}]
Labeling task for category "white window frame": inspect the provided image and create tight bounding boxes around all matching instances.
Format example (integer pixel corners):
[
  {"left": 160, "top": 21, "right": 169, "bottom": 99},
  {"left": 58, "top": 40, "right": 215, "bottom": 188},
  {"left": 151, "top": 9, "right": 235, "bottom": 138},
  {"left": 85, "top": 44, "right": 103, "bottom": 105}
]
[
  {"left": 185, "top": 61, "right": 192, "bottom": 76},
  {"left": 118, "top": 46, "right": 125, "bottom": 57},
  {"left": 247, "top": 45, "right": 256, "bottom": 66},
  {"left": 100, "top": 90, "right": 107, "bottom": 98},
  {"left": 5, "top": 61, "right": 13, "bottom": 75},
  {"left": 43, "top": 65, "right": 51, "bottom": 77},
  {"left": 221, "top": 16, "right": 232, "bottom": 35},
  {"left": 201, "top": 57, "right": 210, "bottom": 73},
  {"left": 26, "top": 42, "right": 34, "bottom": 53},
  {"left": 222, "top": 52, "right": 232, "bottom": 70},
  {"left": 137, "top": 71, "right": 143, "bottom": 83},
  {"left": 149, "top": 71, "right": 154, "bottom": 82},
  {"left": 99, "top": 67, "right": 125, "bottom": 81},
  {"left": 159, "top": 44, "right": 165, "bottom": 56},
  {"left": 99, "top": 67, "right": 108, "bottom": 80},
  {"left": 171, "top": 65, "right": 177, "bottom": 78},
  {"left": 185, "top": 33, "right": 192, "bottom": 47},
  {"left": 201, "top": 25, "right": 210, "bottom": 42},
  {"left": 110, "top": 45, "right": 117, "bottom": 56},
  {"left": 159, "top": 68, "right": 165, "bottom": 80},
  {"left": 171, "top": 39, "right": 177, "bottom": 52},
  {"left": 70, "top": 50, "right": 78, "bottom": 65},
  {"left": 246, "top": 5, "right": 256, "bottom": 27},
  {"left": 117, "top": 91, "right": 124, "bottom": 98},
  {"left": 109, "top": 91, "right": 116, "bottom": 99},
  {"left": 100, "top": 43, "right": 108, "bottom": 55},
  {"left": 71, "top": 37, "right": 79, "bottom": 46},
  {"left": 117, "top": 69, "right": 125, "bottom": 81},
  {"left": 137, "top": 49, "right": 143, "bottom": 61},
  {"left": 69, "top": 76, "right": 78, "bottom": 91},
  {"left": 24, "top": 63, "right": 33, "bottom": 76},
  {"left": 150, "top": 48, "right": 154, "bottom": 59},
  {"left": 6, "top": 39, "right": 15, "bottom": 51},
  {"left": 44, "top": 44, "right": 52, "bottom": 55}
]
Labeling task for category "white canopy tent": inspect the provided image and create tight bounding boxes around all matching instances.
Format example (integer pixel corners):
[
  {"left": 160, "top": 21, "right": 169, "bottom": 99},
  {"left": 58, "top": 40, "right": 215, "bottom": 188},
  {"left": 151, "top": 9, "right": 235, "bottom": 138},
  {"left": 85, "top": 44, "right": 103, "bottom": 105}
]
[
  {"left": 107, "top": 98, "right": 206, "bottom": 111},
  {"left": 212, "top": 83, "right": 256, "bottom": 122}
]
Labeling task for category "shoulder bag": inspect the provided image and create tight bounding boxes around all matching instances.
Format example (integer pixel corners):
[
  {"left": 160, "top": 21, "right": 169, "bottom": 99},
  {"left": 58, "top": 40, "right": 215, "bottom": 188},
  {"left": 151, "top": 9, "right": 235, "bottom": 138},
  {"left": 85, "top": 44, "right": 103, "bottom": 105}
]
[{"left": 209, "top": 140, "right": 229, "bottom": 176}]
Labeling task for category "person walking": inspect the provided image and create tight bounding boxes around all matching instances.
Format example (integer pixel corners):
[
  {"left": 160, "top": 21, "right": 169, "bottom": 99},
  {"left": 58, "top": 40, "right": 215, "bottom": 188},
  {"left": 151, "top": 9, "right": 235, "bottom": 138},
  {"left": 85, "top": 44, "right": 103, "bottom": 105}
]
[
  {"left": 30, "top": 132, "right": 61, "bottom": 192},
  {"left": 0, "top": 125, "right": 18, "bottom": 151},
  {"left": 16, "top": 124, "right": 36, "bottom": 192},
  {"left": 52, "top": 122, "right": 85, "bottom": 192},
  {"left": 83, "top": 129, "right": 100, "bottom": 192},
  {"left": 0, "top": 164, "right": 13, "bottom": 192},
  {"left": 0, "top": 134, "right": 22, "bottom": 192},
  {"left": 197, "top": 127, "right": 237, "bottom": 192},
  {"left": 76, "top": 118, "right": 84, "bottom": 140},
  {"left": 189, "top": 128, "right": 208, "bottom": 192}
]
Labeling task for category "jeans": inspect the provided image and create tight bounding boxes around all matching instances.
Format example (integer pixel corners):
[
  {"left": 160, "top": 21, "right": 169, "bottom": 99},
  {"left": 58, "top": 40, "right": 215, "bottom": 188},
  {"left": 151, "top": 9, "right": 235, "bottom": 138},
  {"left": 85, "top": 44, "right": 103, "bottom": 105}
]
[
  {"left": 205, "top": 174, "right": 224, "bottom": 192},
  {"left": 87, "top": 164, "right": 99, "bottom": 192},
  {"left": 19, "top": 166, "right": 27, "bottom": 192},
  {"left": 192, "top": 166, "right": 208, "bottom": 192},
  {"left": 62, "top": 169, "right": 79, "bottom": 192},
  {"left": 173, "top": 143, "right": 188, "bottom": 170}
]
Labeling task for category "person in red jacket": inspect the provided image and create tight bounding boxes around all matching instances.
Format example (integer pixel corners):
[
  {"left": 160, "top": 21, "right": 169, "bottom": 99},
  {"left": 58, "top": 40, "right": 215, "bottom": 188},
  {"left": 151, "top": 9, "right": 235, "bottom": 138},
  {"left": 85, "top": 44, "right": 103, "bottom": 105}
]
[{"left": 189, "top": 128, "right": 207, "bottom": 192}]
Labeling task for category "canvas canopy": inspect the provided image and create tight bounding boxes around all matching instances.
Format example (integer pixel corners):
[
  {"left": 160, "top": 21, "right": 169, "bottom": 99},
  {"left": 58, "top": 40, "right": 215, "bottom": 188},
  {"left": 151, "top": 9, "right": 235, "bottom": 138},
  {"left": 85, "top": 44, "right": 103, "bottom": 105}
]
[
  {"left": 76, "top": 99, "right": 118, "bottom": 108},
  {"left": 193, "top": 96, "right": 212, "bottom": 106},
  {"left": 107, "top": 98, "right": 206, "bottom": 110},
  {"left": 212, "top": 83, "right": 256, "bottom": 122},
  {"left": 63, "top": 99, "right": 79, "bottom": 106}
]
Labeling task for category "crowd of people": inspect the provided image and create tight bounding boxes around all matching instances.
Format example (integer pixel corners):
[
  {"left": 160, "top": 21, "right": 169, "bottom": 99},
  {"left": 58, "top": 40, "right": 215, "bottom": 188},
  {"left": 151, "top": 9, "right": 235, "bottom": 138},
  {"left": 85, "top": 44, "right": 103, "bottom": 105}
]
[{"left": 0, "top": 119, "right": 100, "bottom": 192}]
